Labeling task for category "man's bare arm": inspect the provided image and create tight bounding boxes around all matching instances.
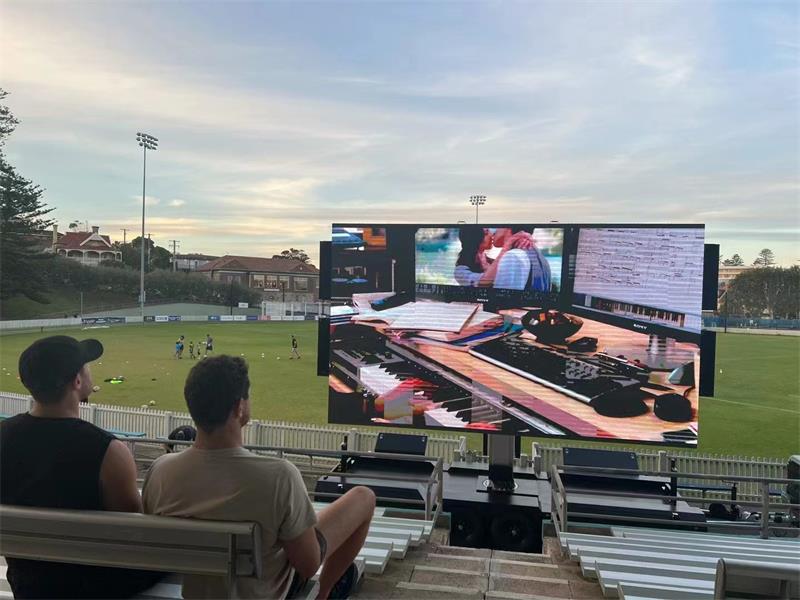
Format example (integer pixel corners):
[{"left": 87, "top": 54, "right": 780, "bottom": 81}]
[
  {"left": 100, "top": 440, "right": 142, "bottom": 513},
  {"left": 282, "top": 527, "right": 322, "bottom": 579}
]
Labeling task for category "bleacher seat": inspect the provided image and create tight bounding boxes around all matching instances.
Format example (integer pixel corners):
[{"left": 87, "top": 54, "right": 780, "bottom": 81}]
[
  {"left": 557, "top": 526, "right": 800, "bottom": 599},
  {"left": 0, "top": 503, "right": 435, "bottom": 599}
]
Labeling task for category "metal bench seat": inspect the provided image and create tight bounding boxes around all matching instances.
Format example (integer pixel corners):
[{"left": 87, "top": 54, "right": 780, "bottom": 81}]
[
  {"left": 612, "top": 526, "right": 800, "bottom": 546},
  {"left": 617, "top": 581, "right": 713, "bottom": 600},
  {"left": 597, "top": 569, "right": 715, "bottom": 598},
  {"left": 560, "top": 531, "right": 800, "bottom": 559},
  {"left": 568, "top": 543, "right": 800, "bottom": 569},
  {"left": 579, "top": 555, "right": 717, "bottom": 581}
]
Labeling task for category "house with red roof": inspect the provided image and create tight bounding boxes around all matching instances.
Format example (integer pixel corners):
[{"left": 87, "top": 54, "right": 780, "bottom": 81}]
[
  {"left": 197, "top": 255, "right": 319, "bottom": 302},
  {"left": 51, "top": 225, "right": 122, "bottom": 267}
]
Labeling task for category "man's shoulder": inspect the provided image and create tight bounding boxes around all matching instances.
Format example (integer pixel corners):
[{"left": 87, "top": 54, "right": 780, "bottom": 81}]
[{"left": 149, "top": 448, "right": 296, "bottom": 476}]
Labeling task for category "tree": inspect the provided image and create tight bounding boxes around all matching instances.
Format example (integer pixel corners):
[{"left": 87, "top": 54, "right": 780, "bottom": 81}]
[
  {"left": 752, "top": 248, "right": 775, "bottom": 267},
  {"left": 726, "top": 266, "right": 798, "bottom": 319},
  {"left": 722, "top": 254, "right": 744, "bottom": 266},
  {"left": 120, "top": 237, "right": 172, "bottom": 271},
  {"left": 150, "top": 245, "right": 172, "bottom": 270},
  {"left": 274, "top": 248, "right": 310, "bottom": 263},
  {"left": 0, "top": 89, "right": 55, "bottom": 302}
]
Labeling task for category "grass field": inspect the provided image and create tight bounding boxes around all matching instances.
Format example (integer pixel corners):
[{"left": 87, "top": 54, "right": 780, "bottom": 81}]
[{"left": 0, "top": 323, "right": 797, "bottom": 458}]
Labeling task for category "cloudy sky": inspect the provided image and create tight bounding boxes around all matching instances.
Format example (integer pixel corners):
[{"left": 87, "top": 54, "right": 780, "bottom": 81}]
[{"left": 2, "top": 1, "right": 798, "bottom": 266}]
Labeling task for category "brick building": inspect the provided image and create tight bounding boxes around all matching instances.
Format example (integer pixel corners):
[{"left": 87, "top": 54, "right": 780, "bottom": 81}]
[{"left": 197, "top": 255, "right": 319, "bottom": 303}]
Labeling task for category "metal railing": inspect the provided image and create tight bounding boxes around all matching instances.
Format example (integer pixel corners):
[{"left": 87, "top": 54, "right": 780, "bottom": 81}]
[
  {"left": 531, "top": 442, "right": 787, "bottom": 504},
  {"left": 550, "top": 464, "right": 799, "bottom": 539},
  {"left": 0, "top": 392, "right": 467, "bottom": 463},
  {"left": 125, "top": 437, "right": 445, "bottom": 524}
]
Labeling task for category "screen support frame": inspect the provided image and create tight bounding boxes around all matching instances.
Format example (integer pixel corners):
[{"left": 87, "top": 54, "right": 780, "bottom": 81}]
[{"left": 486, "top": 434, "right": 517, "bottom": 491}]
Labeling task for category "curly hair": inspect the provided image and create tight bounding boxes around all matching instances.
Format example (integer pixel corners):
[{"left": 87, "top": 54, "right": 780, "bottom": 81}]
[{"left": 184, "top": 355, "right": 250, "bottom": 433}]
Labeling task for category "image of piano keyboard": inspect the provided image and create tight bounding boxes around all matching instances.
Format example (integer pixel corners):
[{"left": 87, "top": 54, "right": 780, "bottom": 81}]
[{"left": 332, "top": 343, "right": 500, "bottom": 429}]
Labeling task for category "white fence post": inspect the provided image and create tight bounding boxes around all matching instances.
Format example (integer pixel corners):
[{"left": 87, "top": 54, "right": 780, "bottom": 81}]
[
  {"left": 89, "top": 404, "right": 98, "bottom": 426},
  {"left": 349, "top": 428, "right": 360, "bottom": 452},
  {"left": 164, "top": 412, "right": 174, "bottom": 438}
]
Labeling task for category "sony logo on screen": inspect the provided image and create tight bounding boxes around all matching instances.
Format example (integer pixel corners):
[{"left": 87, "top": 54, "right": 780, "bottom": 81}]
[{"left": 632, "top": 323, "right": 648, "bottom": 331}]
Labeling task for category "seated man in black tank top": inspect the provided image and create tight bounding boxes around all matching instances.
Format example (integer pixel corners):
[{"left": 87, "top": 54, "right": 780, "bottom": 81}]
[{"left": 0, "top": 336, "right": 162, "bottom": 599}]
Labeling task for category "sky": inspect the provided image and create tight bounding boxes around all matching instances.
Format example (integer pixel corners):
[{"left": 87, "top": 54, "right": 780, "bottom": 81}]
[{"left": 2, "top": 0, "right": 798, "bottom": 267}]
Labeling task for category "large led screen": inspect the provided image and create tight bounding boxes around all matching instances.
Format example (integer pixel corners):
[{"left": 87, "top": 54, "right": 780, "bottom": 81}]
[{"left": 328, "top": 224, "right": 705, "bottom": 447}]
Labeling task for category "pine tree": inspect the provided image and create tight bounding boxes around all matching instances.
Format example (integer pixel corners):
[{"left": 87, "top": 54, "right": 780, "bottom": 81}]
[{"left": 0, "top": 89, "right": 55, "bottom": 301}]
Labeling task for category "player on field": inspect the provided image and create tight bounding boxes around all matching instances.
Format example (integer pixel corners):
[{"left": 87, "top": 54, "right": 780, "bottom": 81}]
[{"left": 290, "top": 335, "right": 300, "bottom": 360}]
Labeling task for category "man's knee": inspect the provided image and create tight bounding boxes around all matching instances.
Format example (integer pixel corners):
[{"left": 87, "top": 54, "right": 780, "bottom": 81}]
[{"left": 350, "top": 486, "right": 376, "bottom": 513}]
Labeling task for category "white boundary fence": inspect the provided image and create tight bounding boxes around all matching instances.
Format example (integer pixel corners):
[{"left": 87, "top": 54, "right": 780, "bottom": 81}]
[
  {"left": 0, "top": 392, "right": 465, "bottom": 462},
  {"left": 2, "top": 391, "right": 787, "bottom": 500}
]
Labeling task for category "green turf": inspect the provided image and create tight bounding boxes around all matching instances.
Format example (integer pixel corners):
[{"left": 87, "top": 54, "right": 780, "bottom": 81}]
[
  {"left": 0, "top": 322, "right": 328, "bottom": 425},
  {"left": 0, "top": 325, "right": 797, "bottom": 458}
]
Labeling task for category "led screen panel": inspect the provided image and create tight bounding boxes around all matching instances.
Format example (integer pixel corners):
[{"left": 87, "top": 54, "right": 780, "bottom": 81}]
[{"left": 327, "top": 223, "right": 705, "bottom": 447}]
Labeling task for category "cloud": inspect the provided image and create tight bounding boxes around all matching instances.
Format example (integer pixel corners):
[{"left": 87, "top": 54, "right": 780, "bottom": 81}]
[{"left": 2, "top": 2, "right": 798, "bottom": 269}]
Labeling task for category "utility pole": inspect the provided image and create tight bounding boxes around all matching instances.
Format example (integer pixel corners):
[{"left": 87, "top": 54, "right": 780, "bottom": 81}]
[
  {"left": 169, "top": 239, "right": 180, "bottom": 272},
  {"left": 120, "top": 228, "right": 129, "bottom": 263},
  {"left": 147, "top": 233, "right": 152, "bottom": 271}
]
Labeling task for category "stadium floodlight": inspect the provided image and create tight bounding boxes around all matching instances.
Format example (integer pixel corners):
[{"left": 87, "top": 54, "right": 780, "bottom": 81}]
[
  {"left": 469, "top": 195, "right": 486, "bottom": 224},
  {"left": 136, "top": 132, "right": 158, "bottom": 319}
]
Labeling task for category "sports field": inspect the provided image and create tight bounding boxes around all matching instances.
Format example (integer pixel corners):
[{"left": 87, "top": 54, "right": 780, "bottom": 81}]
[{"left": 0, "top": 323, "right": 797, "bottom": 458}]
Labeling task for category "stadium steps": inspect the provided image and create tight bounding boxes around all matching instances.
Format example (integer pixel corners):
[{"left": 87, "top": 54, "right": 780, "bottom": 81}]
[
  {"left": 350, "top": 539, "right": 605, "bottom": 599},
  {"left": 556, "top": 526, "right": 800, "bottom": 599}
]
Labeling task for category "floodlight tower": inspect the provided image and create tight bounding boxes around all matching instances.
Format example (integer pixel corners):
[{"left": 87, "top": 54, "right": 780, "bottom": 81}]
[
  {"left": 470, "top": 195, "right": 486, "bottom": 224},
  {"left": 136, "top": 132, "right": 158, "bottom": 318}
]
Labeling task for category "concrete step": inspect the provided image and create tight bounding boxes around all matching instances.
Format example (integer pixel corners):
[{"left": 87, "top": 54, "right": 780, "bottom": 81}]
[
  {"left": 393, "top": 581, "right": 484, "bottom": 599},
  {"left": 423, "top": 553, "right": 490, "bottom": 573},
  {"left": 485, "top": 592, "right": 582, "bottom": 600},
  {"left": 411, "top": 565, "right": 489, "bottom": 591},
  {"left": 491, "top": 558, "right": 563, "bottom": 578},
  {"left": 489, "top": 573, "right": 573, "bottom": 599},
  {"left": 493, "top": 549, "right": 552, "bottom": 564},
  {"left": 429, "top": 544, "right": 493, "bottom": 558}
]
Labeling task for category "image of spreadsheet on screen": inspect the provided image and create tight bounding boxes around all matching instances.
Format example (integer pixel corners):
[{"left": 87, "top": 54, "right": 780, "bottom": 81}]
[
  {"left": 572, "top": 227, "right": 705, "bottom": 335},
  {"left": 327, "top": 224, "right": 703, "bottom": 447}
]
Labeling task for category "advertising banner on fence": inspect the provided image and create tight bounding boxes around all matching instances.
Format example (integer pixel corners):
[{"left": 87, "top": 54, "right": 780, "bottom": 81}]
[
  {"left": 246, "top": 315, "right": 259, "bottom": 321},
  {"left": 168, "top": 315, "right": 181, "bottom": 322},
  {"left": 208, "top": 315, "right": 221, "bottom": 321},
  {"left": 154, "top": 316, "right": 169, "bottom": 323},
  {"left": 233, "top": 315, "right": 247, "bottom": 322},
  {"left": 144, "top": 316, "right": 156, "bottom": 322},
  {"left": 238, "top": 302, "right": 249, "bottom": 308},
  {"left": 220, "top": 315, "right": 234, "bottom": 322},
  {"left": 81, "top": 317, "right": 127, "bottom": 325},
  {"left": 258, "top": 315, "right": 271, "bottom": 321}
]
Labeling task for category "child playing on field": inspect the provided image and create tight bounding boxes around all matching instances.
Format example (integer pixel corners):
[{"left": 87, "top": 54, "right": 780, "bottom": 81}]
[{"left": 188, "top": 340, "right": 195, "bottom": 359}]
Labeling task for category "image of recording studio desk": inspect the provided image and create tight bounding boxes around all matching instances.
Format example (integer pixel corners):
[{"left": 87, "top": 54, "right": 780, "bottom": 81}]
[{"left": 381, "top": 313, "right": 699, "bottom": 444}]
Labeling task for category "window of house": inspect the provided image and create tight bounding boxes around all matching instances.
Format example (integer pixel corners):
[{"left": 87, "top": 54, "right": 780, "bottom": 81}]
[
  {"left": 294, "top": 277, "right": 308, "bottom": 291},
  {"left": 266, "top": 275, "right": 278, "bottom": 289},
  {"left": 252, "top": 274, "right": 265, "bottom": 288},
  {"left": 279, "top": 276, "right": 290, "bottom": 289}
]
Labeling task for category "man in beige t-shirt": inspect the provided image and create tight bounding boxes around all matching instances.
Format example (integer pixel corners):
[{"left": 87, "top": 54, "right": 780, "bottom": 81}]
[{"left": 143, "top": 356, "right": 375, "bottom": 599}]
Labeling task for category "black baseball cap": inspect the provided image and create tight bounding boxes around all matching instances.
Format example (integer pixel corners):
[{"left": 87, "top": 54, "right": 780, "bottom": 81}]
[{"left": 19, "top": 336, "right": 103, "bottom": 399}]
